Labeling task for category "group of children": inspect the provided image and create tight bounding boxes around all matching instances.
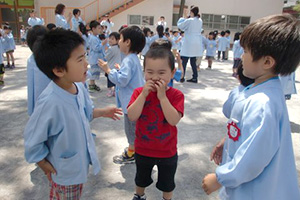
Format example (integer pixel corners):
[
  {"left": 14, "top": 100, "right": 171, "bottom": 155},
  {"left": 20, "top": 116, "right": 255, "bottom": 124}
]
[{"left": 21, "top": 11, "right": 300, "bottom": 200}]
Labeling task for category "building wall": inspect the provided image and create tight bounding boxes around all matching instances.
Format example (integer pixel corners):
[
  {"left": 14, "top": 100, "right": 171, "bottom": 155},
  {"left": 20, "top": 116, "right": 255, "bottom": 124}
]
[
  {"left": 111, "top": 0, "right": 174, "bottom": 32},
  {"left": 177, "top": 0, "right": 284, "bottom": 22}
]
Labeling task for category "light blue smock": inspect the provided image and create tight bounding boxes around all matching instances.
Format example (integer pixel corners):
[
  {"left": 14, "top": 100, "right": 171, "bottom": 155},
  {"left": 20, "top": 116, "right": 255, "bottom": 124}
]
[
  {"left": 88, "top": 34, "right": 103, "bottom": 65},
  {"left": 108, "top": 53, "right": 145, "bottom": 114},
  {"left": 55, "top": 14, "right": 70, "bottom": 29},
  {"left": 206, "top": 40, "right": 217, "bottom": 57},
  {"left": 71, "top": 16, "right": 85, "bottom": 32},
  {"left": 105, "top": 45, "right": 121, "bottom": 69},
  {"left": 141, "top": 36, "right": 151, "bottom": 56},
  {"left": 28, "top": 17, "right": 44, "bottom": 27},
  {"left": 24, "top": 81, "right": 101, "bottom": 185},
  {"left": 27, "top": 54, "right": 51, "bottom": 116},
  {"left": 216, "top": 78, "right": 300, "bottom": 200},
  {"left": 3, "top": 33, "right": 15, "bottom": 52},
  {"left": 217, "top": 37, "right": 229, "bottom": 52},
  {"left": 232, "top": 40, "right": 244, "bottom": 59},
  {"left": 222, "top": 85, "right": 244, "bottom": 119},
  {"left": 177, "top": 17, "right": 203, "bottom": 57},
  {"left": 279, "top": 72, "right": 297, "bottom": 95}
]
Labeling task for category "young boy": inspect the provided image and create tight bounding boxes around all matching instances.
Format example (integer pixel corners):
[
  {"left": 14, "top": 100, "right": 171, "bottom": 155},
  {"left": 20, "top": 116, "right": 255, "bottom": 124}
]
[
  {"left": 24, "top": 29, "right": 122, "bottom": 199},
  {"left": 202, "top": 14, "right": 300, "bottom": 200},
  {"left": 100, "top": 26, "right": 145, "bottom": 164},
  {"left": 98, "top": 32, "right": 122, "bottom": 97},
  {"left": 26, "top": 25, "right": 50, "bottom": 116},
  {"left": 127, "top": 47, "right": 184, "bottom": 200},
  {"left": 88, "top": 20, "right": 104, "bottom": 92},
  {"left": 217, "top": 31, "right": 228, "bottom": 61}
]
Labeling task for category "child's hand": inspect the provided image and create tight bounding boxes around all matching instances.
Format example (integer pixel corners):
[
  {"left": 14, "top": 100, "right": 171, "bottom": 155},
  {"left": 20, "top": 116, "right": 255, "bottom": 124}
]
[
  {"left": 202, "top": 173, "right": 222, "bottom": 195},
  {"left": 210, "top": 137, "right": 226, "bottom": 165},
  {"left": 102, "top": 107, "right": 123, "bottom": 120},
  {"left": 142, "top": 80, "right": 155, "bottom": 98},
  {"left": 37, "top": 159, "right": 56, "bottom": 182},
  {"left": 155, "top": 79, "right": 167, "bottom": 100},
  {"left": 114, "top": 63, "right": 120, "bottom": 70},
  {"left": 98, "top": 59, "right": 109, "bottom": 73}
]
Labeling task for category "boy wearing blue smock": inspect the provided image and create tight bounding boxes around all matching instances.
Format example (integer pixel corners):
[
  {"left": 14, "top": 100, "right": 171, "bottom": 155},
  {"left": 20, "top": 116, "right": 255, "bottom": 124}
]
[
  {"left": 100, "top": 26, "right": 145, "bottom": 164},
  {"left": 202, "top": 14, "right": 300, "bottom": 200},
  {"left": 24, "top": 29, "right": 122, "bottom": 199}
]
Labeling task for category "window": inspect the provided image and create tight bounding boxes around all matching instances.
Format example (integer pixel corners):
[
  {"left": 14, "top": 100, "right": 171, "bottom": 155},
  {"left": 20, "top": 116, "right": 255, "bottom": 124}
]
[
  {"left": 128, "top": 15, "right": 141, "bottom": 25},
  {"left": 201, "top": 13, "right": 251, "bottom": 31},
  {"left": 142, "top": 16, "right": 154, "bottom": 26},
  {"left": 172, "top": 13, "right": 180, "bottom": 26}
]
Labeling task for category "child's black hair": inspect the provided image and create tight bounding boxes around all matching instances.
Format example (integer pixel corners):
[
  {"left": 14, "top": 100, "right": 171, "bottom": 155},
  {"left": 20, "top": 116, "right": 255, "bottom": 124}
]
[
  {"left": 89, "top": 20, "right": 100, "bottom": 30},
  {"left": 99, "top": 34, "right": 106, "bottom": 40},
  {"left": 150, "top": 38, "right": 172, "bottom": 50},
  {"left": 79, "top": 22, "right": 88, "bottom": 37},
  {"left": 220, "top": 31, "right": 225, "bottom": 36},
  {"left": 225, "top": 30, "right": 231, "bottom": 34},
  {"left": 145, "top": 43, "right": 175, "bottom": 71},
  {"left": 233, "top": 32, "right": 241, "bottom": 41},
  {"left": 240, "top": 14, "right": 300, "bottom": 76},
  {"left": 237, "top": 63, "right": 254, "bottom": 87},
  {"left": 156, "top": 25, "right": 164, "bottom": 38},
  {"left": 26, "top": 25, "right": 48, "bottom": 51},
  {"left": 33, "top": 28, "right": 84, "bottom": 80},
  {"left": 46, "top": 23, "right": 56, "bottom": 31},
  {"left": 209, "top": 31, "right": 216, "bottom": 40},
  {"left": 120, "top": 25, "right": 145, "bottom": 54},
  {"left": 143, "top": 27, "right": 151, "bottom": 36},
  {"left": 73, "top": 8, "right": 80, "bottom": 16},
  {"left": 109, "top": 32, "right": 120, "bottom": 41}
]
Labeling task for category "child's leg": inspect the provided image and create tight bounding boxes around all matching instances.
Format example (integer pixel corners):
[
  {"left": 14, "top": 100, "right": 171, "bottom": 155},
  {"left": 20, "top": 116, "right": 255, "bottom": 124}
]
[
  {"left": 10, "top": 52, "right": 14, "bottom": 65},
  {"left": 6, "top": 53, "right": 10, "bottom": 66},
  {"left": 0, "top": 64, "right": 4, "bottom": 85},
  {"left": 217, "top": 51, "right": 221, "bottom": 60},
  {"left": 49, "top": 181, "right": 83, "bottom": 200},
  {"left": 88, "top": 64, "right": 101, "bottom": 92},
  {"left": 222, "top": 51, "right": 225, "bottom": 60},
  {"left": 208, "top": 58, "right": 212, "bottom": 68}
]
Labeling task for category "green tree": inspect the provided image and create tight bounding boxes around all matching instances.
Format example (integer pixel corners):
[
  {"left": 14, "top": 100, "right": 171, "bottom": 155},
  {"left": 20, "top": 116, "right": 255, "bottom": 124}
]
[{"left": 293, "top": 1, "right": 300, "bottom": 13}]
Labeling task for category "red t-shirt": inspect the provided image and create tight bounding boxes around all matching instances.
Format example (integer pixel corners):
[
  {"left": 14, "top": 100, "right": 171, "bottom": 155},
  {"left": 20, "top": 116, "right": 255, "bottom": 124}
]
[{"left": 128, "top": 87, "right": 184, "bottom": 158}]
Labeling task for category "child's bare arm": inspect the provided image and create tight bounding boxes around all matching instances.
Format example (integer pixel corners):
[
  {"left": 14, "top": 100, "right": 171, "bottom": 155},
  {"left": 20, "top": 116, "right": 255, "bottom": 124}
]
[
  {"left": 156, "top": 80, "right": 182, "bottom": 126},
  {"left": 93, "top": 107, "right": 122, "bottom": 120},
  {"left": 128, "top": 80, "right": 155, "bottom": 121},
  {"left": 37, "top": 159, "right": 56, "bottom": 182}
]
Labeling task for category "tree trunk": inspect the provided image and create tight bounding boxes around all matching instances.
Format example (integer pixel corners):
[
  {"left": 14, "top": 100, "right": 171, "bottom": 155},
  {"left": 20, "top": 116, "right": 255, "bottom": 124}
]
[{"left": 179, "top": 0, "right": 186, "bottom": 18}]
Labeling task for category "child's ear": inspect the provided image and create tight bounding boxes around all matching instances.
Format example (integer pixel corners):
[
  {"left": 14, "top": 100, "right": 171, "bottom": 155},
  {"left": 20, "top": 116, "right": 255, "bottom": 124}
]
[
  {"left": 52, "top": 67, "right": 66, "bottom": 78},
  {"left": 263, "top": 56, "right": 276, "bottom": 70},
  {"left": 125, "top": 39, "right": 131, "bottom": 47}
]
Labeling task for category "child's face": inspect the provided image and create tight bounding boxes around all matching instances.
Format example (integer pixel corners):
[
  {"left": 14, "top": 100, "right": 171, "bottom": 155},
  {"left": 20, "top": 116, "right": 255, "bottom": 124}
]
[
  {"left": 144, "top": 58, "right": 175, "bottom": 88},
  {"left": 173, "top": 32, "right": 178, "bottom": 37},
  {"left": 242, "top": 48, "right": 265, "bottom": 80},
  {"left": 92, "top": 25, "right": 101, "bottom": 35},
  {"left": 4, "top": 29, "right": 10, "bottom": 34},
  {"left": 118, "top": 34, "right": 130, "bottom": 54},
  {"left": 108, "top": 36, "right": 118, "bottom": 46},
  {"left": 208, "top": 34, "right": 213, "bottom": 40},
  {"left": 62, "top": 44, "right": 88, "bottom": 83}
]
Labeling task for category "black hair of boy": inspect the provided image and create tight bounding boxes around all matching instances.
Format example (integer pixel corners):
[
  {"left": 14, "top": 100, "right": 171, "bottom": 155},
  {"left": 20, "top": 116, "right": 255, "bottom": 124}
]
[
  {"left": 240, "top": 14, "right": 300, "bottom": 76},
  {"left": 225, "top": 30, "right": 231, "bottom": 34},
  {"left": 120, "top": 25, "right": 145, "bottom": 54},
  {"left": 109, "top": 32, "right": 120, "bottom": 41},
  {"left": 156, "top": 25, "right": 164, "bottom": 38},
  {"left": 89, "top": 20, "right": 100, "bottom": 30},
  {"left": 26, "top": 25, "right": 48, "bottom": 51},
  {"left": 150, "top": 38, "right": 172, "bottom": 50},
  {"left": 73, "top": 8, "right": 80, "bottom": 16},
  {"left": 99, "top": 34, "right": 106, "bottom": 40},
  {"left": 33, "top": 28, "right": 84, "bottom": 80},
  {"left": 46, "top": 23, "right": 56, "bottom": 31},
  {"left": 220, "top": 31, "right": 225, "bottom": 36},
  {"left": 143, "top": 27, "right": 151, "bottom": 36},
  {"left": 237, "top": 63, "right": 254, "bottom": 87},
  {"left": 144, "top": 47, "right": 175, "bottom": 71}
]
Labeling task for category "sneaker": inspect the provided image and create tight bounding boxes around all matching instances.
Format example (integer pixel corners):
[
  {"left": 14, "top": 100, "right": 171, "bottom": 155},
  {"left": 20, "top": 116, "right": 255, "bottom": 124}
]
[
  {"left": 132, "top": 194, "right": 146, "bottom": 200},
  {"left": 186, "top": 78, "right": 197, "bottom": 83},
  {"left": 180, "top": 78, "right": 185, "bottom": 83},
  {"left": 206, "top": 66, "right": 212, "bottom": 70},
  {"left": 4, "top": 64, "right": 10, "bottom": 69},
  {"left": 10, "top": 64, "right": 15, "bottom": 69},
  {"left": 89, "top": 84, "right": 101, "bottom": 93},
  {"left": 106, "top": 89, "right": 113, "bottom": 97},
  {"left": 113, "top": 147, "right": 135, "bottom": 164}
]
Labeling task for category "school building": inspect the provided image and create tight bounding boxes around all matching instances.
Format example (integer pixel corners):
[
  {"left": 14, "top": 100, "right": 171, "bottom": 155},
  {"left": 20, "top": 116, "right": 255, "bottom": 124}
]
[{"left": 1, "top": 0, "right": 284, "bottom": 40}]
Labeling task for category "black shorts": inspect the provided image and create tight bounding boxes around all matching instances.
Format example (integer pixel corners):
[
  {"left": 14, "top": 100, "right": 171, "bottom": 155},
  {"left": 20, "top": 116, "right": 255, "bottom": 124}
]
[
  {"left": 135, "top": 153, "right": 178, "bottom": 192},
  {"left": 0, "top": 64, "right": 4, "bottom": 75}
]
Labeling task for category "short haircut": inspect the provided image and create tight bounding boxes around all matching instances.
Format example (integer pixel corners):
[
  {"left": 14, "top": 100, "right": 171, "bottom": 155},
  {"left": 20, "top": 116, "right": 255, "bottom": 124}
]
[
  {"left": 156, "top": 25, "right": 164, "bottom": 38},
  {"left": 33, "top": 28, "right": 84, "bottom": 80},
  {"left": 98, "top": 34, "right": 106, "bottom": 40},
  {"left": 220, "top": 31, "right": 225, "bottom": 36},
  {"left": 225, "top": 30, "right": 231, "bottom": 34},
  {"left": 109, "top": 32, "right": 120, "bottom": 40},
  {"left": 26, "top": 25, "right": 48, "bottom": 51},
  {"left": 46, "top": 23, "right": 56, "bottom": 31},
  {"left": 150, "top": 39, "right": 172, "bottom": 50},
  {"left": 55, "top": 3, "right": 65, "bottom": 15},
  {"left": 143, "top": 27, "right": 151, "bottom": 36},
  {"left": 89, "top": 20, "right": 100, "bottom": 30},
  {"left": 144, "top": 47, "right": 175, "bottom": 71},
  {"left": 73, "top": 8, "right": 80, "bottom": 16},
  {"left": 237, "top": 63, "right": 254, "bottom": 87},
  {"left": 120, "top": 25, "right": 145, "bottom": 54},
  {"left": 240, "top": 14, "right": 300, "bottom": 75}
]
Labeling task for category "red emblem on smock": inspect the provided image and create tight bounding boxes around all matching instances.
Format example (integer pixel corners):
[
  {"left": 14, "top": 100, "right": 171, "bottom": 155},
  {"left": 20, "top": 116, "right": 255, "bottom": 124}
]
[{"left": 227, "top": 120, "right": 241, "bottom": 141}]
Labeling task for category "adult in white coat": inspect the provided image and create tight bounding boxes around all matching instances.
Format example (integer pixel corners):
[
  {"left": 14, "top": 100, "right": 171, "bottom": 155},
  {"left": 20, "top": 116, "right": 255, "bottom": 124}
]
[
  {"left": 27, "top": 10, "right": 44, "bottom": 27},
  {"left": 177, "top": 6, "right": 203, "bottom": 83},
  {"left": 55, "top": 3, "right": 71, "bottom": 30}
]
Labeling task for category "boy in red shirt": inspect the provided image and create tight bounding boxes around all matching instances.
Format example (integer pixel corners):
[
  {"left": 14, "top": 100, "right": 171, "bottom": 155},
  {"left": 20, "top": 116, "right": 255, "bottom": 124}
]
[{"left": 128, "top": 46, "right": 184, "bottom": 200}]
